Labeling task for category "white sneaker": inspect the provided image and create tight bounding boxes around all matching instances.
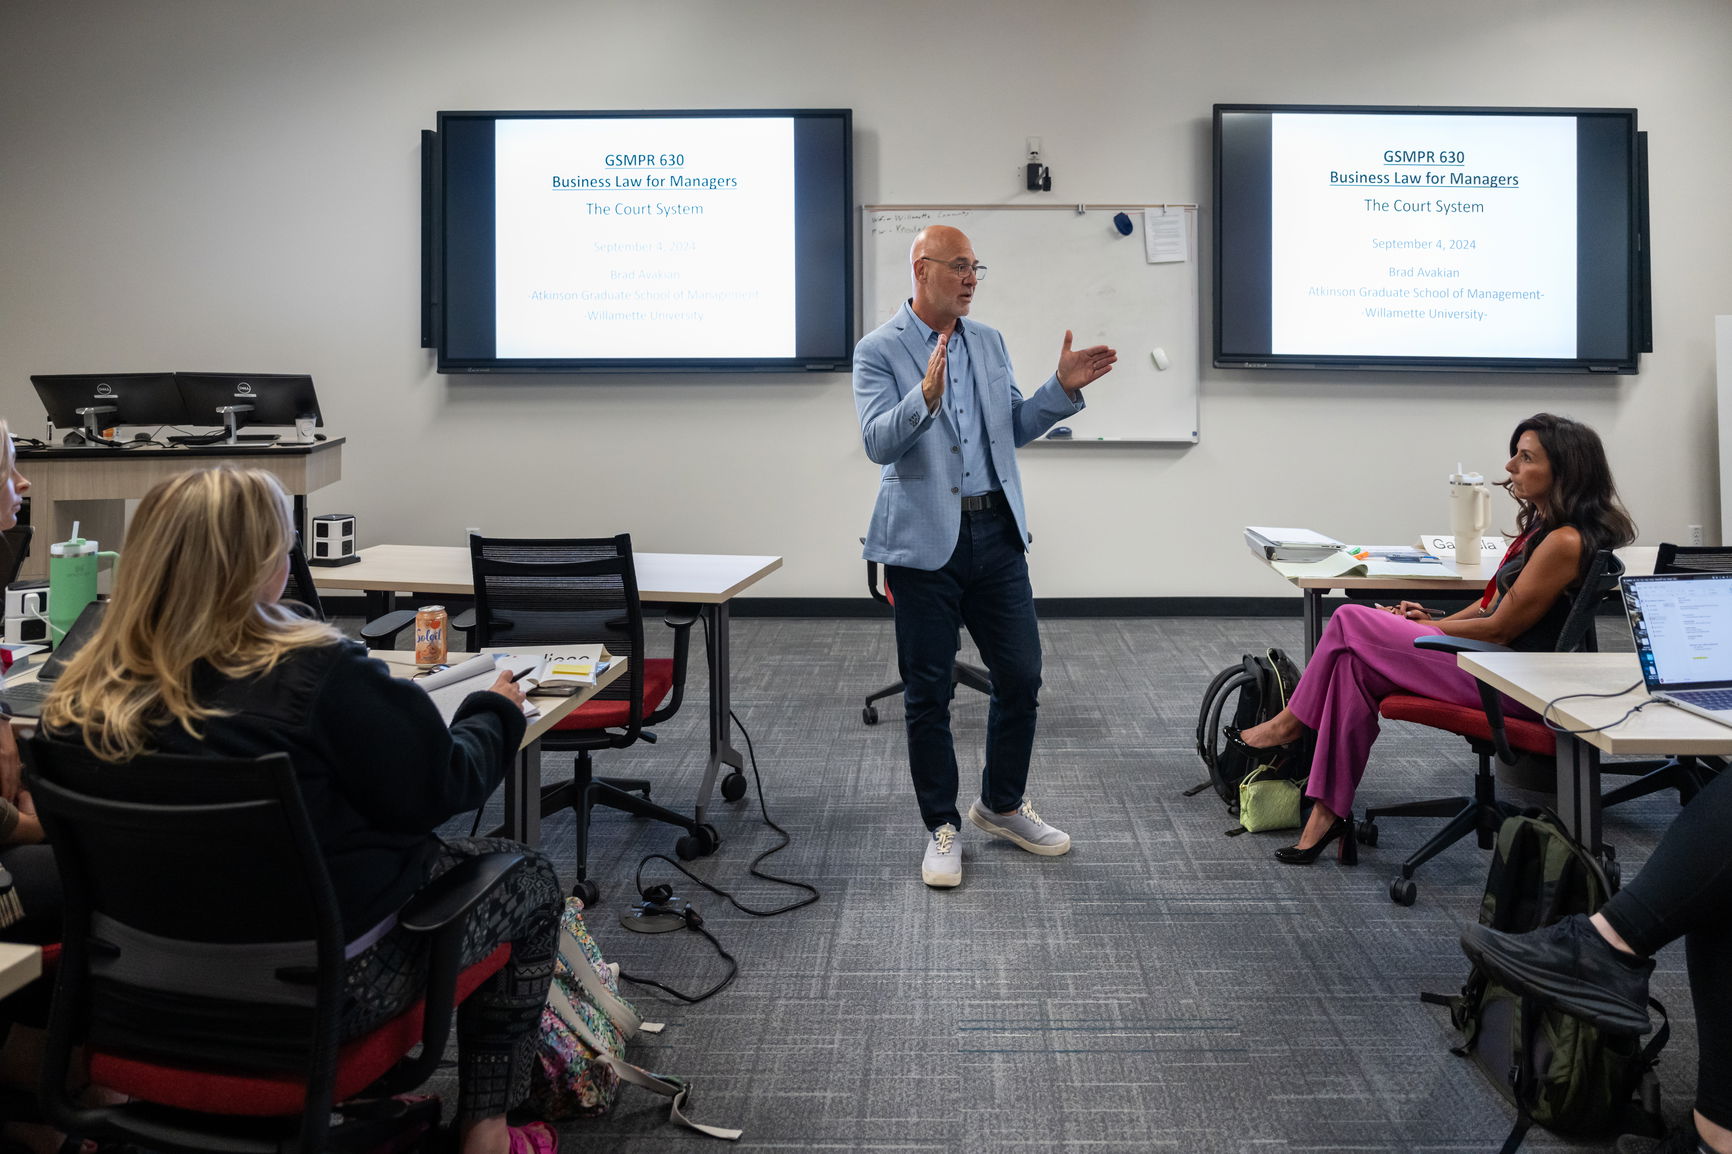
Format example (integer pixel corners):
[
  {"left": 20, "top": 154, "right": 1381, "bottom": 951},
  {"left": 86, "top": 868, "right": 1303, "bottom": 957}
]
[
  {"left": 922, "top": 823, "right": 962, "bottom": 887},
  {"left": 968, "top": 800, "right": 1072, "bottom": 856}
]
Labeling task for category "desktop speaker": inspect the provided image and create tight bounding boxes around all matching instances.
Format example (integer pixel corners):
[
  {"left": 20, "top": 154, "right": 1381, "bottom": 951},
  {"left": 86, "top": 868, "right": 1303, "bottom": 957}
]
[{"left": 308, "top": 513, "right": 360, "bottom": 567}]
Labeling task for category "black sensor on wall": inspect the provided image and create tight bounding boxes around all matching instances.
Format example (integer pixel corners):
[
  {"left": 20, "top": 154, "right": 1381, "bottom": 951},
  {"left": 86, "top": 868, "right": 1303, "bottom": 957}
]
[
  {"left": 422, "top": 107, "right": 855, "bottom": 374},
  {"left": 1213, "top": 103, "right": 1648, "bottom": 374}
]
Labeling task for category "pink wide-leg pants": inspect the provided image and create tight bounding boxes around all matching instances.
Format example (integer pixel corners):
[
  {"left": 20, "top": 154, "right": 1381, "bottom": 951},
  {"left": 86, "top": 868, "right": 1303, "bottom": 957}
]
[{"left": 1287, "top": 603, "right": 1536, "bottom": 817}]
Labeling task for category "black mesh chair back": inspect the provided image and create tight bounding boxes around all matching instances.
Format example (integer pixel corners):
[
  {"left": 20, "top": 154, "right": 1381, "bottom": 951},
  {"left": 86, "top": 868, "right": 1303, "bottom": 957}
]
[
  {"left": 24, "top": 734, "right": 521, "bottom": 1151},
  {"left": 23, "top": 738, "right": 348, "bottom": 1147},
  {"left": 469, "top": 533, "right": 649, "bottom": 746},
  {"left": 1655, "top": 543, "right": 1732, "bottom": 574},
  {"left": 1555, "top": 549, "right": 1625, "bottom": 654},
  {"left": 0, "top": 523, "right": 32, "bottom": 588},
  {"left": 467, "top": 533, "right": 704, "bottom": 902},
  {"left": 283, "top": 534, "right": 327, "bottom": 620}
]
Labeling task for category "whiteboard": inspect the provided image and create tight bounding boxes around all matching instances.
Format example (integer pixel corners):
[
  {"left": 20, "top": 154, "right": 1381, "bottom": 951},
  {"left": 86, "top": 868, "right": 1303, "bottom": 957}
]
[{"left": 863, "top": 205, "right": 1200, "bottom": 443}]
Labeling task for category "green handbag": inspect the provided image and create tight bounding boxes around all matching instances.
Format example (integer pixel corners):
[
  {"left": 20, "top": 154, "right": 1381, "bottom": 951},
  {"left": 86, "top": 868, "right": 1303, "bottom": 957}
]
[{"left": 1236, "top": 763, "right": 1302, "bottom": 832}]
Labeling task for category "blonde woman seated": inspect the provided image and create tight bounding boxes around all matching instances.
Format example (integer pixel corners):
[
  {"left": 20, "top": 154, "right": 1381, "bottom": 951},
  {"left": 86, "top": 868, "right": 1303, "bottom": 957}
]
[
  {"left": 1232, "top": 413, "right": 1635, "bottom": 865},
  {"left": 41, "top": 467, "right": 561, "bottom": 1154}
]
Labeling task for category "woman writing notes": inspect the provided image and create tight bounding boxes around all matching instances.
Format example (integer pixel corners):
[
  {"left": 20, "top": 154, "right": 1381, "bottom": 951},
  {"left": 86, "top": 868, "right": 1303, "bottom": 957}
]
[
  {"left": 39, "top": 467, "right": 561, "bottom": 1154},
  {"left": 1231, "top": 413, "right": 1636, "bottom": 865}
]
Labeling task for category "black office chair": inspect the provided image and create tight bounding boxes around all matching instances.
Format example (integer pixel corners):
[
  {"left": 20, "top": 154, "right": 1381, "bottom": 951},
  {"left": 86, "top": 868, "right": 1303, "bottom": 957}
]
[
  {"left": 1360, "top": 550, "right": 1624, "bottom": 905},
  {"left": 284, "top": 536, "right": 414, "bottom": 649},
  {"left": 22, "top": 736, "right": 525, "bottom": 1154},
  {"left": 861, "top": 555, "right": 990, "bottom": 725},
  {"left": 1597, "top": 542, "right": 1732, "bottom": 808},
  {"left": 468, "top": 533, "right": 707, "bottom": 905},
  {"left": 0, "top": 522, "right": 32, "bottom": 589}
]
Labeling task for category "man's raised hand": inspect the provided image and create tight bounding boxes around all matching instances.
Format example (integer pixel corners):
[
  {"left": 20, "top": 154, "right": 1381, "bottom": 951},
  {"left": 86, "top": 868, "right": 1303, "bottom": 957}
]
[
  {"left": 921, "top": 331, "right": 949, "bottom": 410},
  {"left": 1056, "top": 329, "right": 1117, "bottom": 394}
]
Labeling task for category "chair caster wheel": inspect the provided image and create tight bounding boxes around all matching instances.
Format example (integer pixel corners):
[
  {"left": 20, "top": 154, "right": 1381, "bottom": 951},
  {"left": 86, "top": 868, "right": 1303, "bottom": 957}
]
[
  {"left": 1390, "top": 876, "right": 1417, "bottom": 906},
  {"left": 721, "top": 772, "right": 748, "bottom": 802},
  {"left": 862, "top": 705, "right": 879, "bottom": 725},
  {"left": 675, "top": 824, "right": 720, "bottom": 861},
  {"left": 571, "top": 879, "right": 600, "bottom": 906},
  {"left": 1357, "top": 821, "right": 1379, "bottom": 847}
]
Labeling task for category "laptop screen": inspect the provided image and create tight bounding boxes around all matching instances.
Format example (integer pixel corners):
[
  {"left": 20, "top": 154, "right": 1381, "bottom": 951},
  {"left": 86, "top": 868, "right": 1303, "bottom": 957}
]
[{"left": 1622, "top": 573, "right": 1732, "bottom": 691}]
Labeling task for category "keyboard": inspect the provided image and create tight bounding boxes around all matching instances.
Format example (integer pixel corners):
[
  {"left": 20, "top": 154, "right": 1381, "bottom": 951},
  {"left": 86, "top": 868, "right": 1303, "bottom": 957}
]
[
  {"left": 1673, "top": 688, "right": 1732, "bottom": 710},
  {"left": 0, "top": 680, "right": 53, "bottom": 717}
]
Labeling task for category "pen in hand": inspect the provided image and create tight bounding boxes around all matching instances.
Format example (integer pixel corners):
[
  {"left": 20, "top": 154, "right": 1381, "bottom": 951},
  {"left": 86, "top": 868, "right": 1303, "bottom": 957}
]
[{"left": 510, "top": 666, "right": 537, "bottom": 683}]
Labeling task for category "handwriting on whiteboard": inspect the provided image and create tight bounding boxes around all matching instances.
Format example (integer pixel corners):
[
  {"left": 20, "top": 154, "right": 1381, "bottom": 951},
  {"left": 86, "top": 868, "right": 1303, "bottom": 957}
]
[{"left": 868, "top": 210, "right": 974, "bottom": 236}]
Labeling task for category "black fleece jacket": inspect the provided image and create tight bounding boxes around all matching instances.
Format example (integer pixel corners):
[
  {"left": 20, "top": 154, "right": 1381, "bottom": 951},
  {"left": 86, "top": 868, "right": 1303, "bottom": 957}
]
[{"left": 139, "top": 639, "right": 526, "bottom": 937}]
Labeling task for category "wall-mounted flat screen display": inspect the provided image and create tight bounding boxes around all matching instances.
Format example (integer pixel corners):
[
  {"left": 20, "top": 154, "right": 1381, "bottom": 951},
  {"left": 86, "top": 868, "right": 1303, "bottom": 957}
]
[
  {"left": 1214, "top": 104, "right": 1645, "bottom": 374},
  {"left": 432, "top": 108, "right": 853, "bottom": 373}
]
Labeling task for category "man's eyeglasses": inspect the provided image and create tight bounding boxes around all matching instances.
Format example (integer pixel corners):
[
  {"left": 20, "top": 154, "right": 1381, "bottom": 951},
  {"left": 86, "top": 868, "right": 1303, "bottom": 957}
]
[{"left": 919, "top": 257, "right": 988, "bottom": 281}]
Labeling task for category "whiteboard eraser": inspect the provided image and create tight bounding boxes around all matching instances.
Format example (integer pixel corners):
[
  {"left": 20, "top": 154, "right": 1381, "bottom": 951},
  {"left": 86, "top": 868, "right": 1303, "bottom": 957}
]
[{"left": 1151, "top": 348, "right": 1170, "bottom": 371}]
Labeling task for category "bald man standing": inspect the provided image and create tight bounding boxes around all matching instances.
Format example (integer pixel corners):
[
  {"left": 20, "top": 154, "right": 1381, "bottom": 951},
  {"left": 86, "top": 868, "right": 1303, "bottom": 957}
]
[{"left": 854, "top": 225, "right": 1117, "bottom": 888}]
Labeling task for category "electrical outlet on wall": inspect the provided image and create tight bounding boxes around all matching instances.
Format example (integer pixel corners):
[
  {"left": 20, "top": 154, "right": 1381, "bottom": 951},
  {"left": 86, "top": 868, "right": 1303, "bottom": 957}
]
[{"left": 1687, "top": 524, "right": 1704, "bottom": 547}]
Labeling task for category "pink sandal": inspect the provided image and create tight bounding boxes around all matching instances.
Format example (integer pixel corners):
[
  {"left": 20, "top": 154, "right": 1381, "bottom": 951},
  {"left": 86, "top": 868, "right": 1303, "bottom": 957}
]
[{"left": 506, "top": 1122, "right": 558, "bottom": 1154}]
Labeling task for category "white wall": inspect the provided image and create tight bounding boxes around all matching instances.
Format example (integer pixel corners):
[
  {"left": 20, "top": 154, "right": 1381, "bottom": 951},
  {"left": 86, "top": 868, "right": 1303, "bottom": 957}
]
[{"left": 2, "top": 0, "right": 1727, "bottom": 599}]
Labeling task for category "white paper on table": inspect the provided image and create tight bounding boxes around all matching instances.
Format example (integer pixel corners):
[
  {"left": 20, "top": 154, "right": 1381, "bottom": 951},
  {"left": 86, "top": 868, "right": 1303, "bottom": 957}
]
[
  {"left": 416, "top": 653, "right": 542, "bottom": 724},
  {"left": 1143, "top": 209, "right": 1188, "bottom": 263}
]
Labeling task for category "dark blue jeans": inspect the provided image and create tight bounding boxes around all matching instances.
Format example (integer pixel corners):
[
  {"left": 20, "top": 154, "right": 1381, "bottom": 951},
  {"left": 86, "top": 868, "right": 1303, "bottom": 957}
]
[{"left": 886, "top": 506, "right": 1042, "bottom": 831}]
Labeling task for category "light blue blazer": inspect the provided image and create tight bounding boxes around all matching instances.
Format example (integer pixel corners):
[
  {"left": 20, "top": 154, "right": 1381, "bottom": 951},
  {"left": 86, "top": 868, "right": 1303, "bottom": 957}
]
[{"left": 854, "top": 302, "right": 1082, "bottom": 571}]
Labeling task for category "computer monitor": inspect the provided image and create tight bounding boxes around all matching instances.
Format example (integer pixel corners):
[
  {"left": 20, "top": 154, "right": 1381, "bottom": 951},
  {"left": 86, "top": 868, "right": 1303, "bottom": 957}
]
[
  {"left": 30, "top": 372, "right": 186, "bottom": 442},
  {"left": 174, "top": 373, "right": 322, "bottom": 444}
]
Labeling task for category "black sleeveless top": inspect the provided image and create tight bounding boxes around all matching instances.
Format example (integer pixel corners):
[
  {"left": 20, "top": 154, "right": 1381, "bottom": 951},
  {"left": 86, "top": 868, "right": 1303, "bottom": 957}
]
[{"left": 1490, "top": 526, "right": 1573, "bottom": 652}]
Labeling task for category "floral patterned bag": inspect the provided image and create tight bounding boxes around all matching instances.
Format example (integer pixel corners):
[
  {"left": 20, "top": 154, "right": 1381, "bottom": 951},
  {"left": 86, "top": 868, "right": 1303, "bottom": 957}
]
[{"left": 529, "top": 898, "right": 741, "bottom": 1140}]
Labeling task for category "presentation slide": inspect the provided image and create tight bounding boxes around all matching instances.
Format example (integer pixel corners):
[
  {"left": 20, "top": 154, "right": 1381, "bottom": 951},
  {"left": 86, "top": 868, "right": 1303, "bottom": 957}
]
[
  {"left": 1269, "top": 113, "right": 1578, "bottom": 359},
  {"left": 493, "top": 117, "right": 796, "bottom": 359}
]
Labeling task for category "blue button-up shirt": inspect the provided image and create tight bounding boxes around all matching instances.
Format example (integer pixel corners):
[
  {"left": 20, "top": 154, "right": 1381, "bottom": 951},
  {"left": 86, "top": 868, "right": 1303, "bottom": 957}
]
[{"left": 907, "top": 306, "right": 998, "bottom": 498}]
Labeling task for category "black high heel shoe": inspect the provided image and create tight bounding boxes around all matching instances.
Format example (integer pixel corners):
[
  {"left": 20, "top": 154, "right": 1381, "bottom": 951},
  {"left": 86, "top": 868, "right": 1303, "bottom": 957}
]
[
  {"left": 1222, "top": 725, "right": 1300, "bottom": 761},
  {"left": 1274, "top": 815, "right": 1358, "bottom": 866}
]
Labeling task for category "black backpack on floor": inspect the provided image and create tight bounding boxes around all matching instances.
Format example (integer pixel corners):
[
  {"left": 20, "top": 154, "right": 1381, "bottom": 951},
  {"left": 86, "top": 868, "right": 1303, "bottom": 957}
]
[
  {"left": 1424, "top": 810, "right": 1667, "bottom": 1153},
  {"left": 1189, "top": 646, "right": 1312, "bottom": 816}
]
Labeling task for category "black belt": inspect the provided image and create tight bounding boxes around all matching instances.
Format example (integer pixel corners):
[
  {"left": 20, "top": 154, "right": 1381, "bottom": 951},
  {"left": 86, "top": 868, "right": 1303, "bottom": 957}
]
[{"left": 960, "top": 490, "right": 1005, "bottom": 512}]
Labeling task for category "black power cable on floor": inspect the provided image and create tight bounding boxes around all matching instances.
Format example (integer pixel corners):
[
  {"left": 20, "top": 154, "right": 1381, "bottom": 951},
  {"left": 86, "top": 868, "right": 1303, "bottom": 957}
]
[{"left": 617, "top": 692, "right": 821, "bottom": 1004}]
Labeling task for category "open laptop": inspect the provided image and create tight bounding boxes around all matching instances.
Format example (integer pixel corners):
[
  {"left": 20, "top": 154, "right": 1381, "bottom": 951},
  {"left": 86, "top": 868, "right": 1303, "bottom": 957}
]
[
  {"left": 1621, "top": 572, "right": 1732, "bottom": 729},
  {"left": 0, "top": 600, "right": 107, "bottom": 717}
]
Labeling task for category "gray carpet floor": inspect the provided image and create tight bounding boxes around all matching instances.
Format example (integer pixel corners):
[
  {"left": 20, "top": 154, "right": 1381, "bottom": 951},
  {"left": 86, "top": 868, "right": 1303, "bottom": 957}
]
[{"left": 401, "top": 614, "right": 1698, "bottom": 1153}]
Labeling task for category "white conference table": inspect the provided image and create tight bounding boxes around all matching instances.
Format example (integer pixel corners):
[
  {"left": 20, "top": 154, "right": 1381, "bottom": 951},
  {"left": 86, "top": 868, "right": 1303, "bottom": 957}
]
[
  {"left": 1260, "top": 545, "right": 1658, "bottom": 658},
  {"left": 1457, "top": 650, "right": 1732, "bottom": 852},
  {"left": 314, "top": 546, "right": 783, "bottom": 841},
  {"left": 0, "top": 941, "right": 41, "bottom": 999},
  {"left": 371, "top": 649, "right": 628, "bottom": 847}
]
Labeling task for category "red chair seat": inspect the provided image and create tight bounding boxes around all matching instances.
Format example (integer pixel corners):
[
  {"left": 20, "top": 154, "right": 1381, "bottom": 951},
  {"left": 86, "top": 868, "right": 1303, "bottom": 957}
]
[
  {"left": 88, "top": 942, "right": 512, "bottom": 1115},
  {"left": 550, "top": 657, "right": 673, "bottom": 732},
  {"left": 1379, "top": 693, "right": 1555, "bottom": 758}
]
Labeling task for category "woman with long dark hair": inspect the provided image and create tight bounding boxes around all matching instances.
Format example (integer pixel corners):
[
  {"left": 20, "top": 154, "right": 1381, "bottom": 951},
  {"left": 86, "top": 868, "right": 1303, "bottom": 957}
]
[{"left": 1233, "top": 413, "right": 1637, "bottom": 864}]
